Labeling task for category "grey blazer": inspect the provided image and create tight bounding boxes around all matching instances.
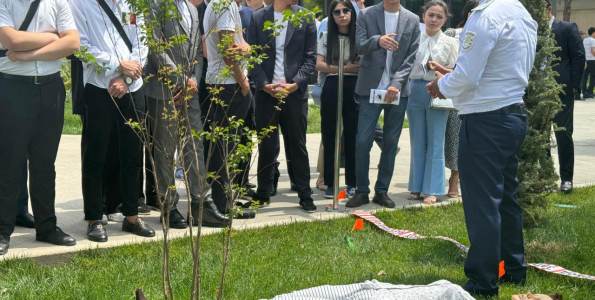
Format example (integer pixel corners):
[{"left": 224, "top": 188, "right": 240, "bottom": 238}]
[
  {"left": 355, "top": 3, "right": 420, "bottom": 97},
  {"left": 144, "top": 0, "right": 203, "bottom": 101}
]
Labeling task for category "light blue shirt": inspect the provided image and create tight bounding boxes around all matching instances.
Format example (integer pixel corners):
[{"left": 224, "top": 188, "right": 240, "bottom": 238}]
[{"left": 437, "top": 0, "right": 537, "bottom": 115}]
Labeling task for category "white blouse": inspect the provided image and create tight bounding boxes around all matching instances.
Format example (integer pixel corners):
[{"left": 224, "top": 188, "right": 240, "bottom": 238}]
[{"left": 410, "top": 30, "right": 459, "bottom": 81}]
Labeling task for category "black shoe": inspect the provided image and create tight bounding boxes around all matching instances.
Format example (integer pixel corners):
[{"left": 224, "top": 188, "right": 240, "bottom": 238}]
[
  {"left": 188, "top": 201, "right": 231, "bottom": 227},
  {"left": 138, "top": 197, "right": 151, "bottom": 215},
  {"left": 244, "top": 182, "right": 257, "bottom": 189},
  {"left": 499, "top": 273, "right": 526, "bottom": 285},
  {"left": 0, "top": 235, "right": 9, "bottom": 255},
  {"left": 16, "top": 212, "right": 35, "bottom": 228},
  {"left": 560, "top": 181, "right": 573, "bottom": 194},
  {"left": 346, "top": 193, "right": 370, "bottom": 208},
  {"left": 146, "top": 202, "right": 161, "bottom": 212},
  {"left": 240, "top": 195, "right": 270, "bottom": 209},
  {"left": 224, "top": 207, "right": 256, "bottom": 219},
  {"left": 87, "top": 222, "right": 108, "bottom": 242},
  {"left": 241, "top": 188, "right": 256, "bottom": 200},
  {"left": 122, "top": 217, "right": 156, "bottom": 237},
  {"left": 299, "top": 197, "right": 317, "bottom": 213},
  {"left": 270, "top": 186, "right": 277, "bottom": 197},
  {"left": 373, "top": 193, "right": 396, "bottom": 208},
  {"left": 161, "top": 209, "right": 187, "bottom": 229},
  {"left": 36, "top": 227, "right": 76, "bottom": 246}
]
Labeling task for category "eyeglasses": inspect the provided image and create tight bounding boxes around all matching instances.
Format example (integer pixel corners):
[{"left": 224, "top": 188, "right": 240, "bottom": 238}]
[{"left": 332, "top": 8, "right": 351, "bottom": 17}]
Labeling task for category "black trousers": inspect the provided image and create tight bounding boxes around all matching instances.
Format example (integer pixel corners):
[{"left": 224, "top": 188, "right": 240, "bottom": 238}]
[
  {"left": 82, "top": 84, "right": 143, "bottom": 221},
  {"left": 255, "top": 91, "right": 312, "bottom": 199},
  {"left": 552, "top": 85, "right": 574, "bottom": 182},
  {"left": 587, "top": 60, "right": 595, "bottom": 94},
  {"left": 235, "top": 96, "right": 256, "bottom": 187},
  {"left": 0, "top": 75, "right": 65, "bottom": 237},
  {"left": 17, "top": 161, "right": 29, "bottom": 216},
  {"left": 459, "top": 111, "right": 528, "bottom": 295},
  {"left": 321, "top": 76, "right": 358, "bottom": 188},
  {"left": 206, "top": 84, "right": 251, "bottom": 212}
]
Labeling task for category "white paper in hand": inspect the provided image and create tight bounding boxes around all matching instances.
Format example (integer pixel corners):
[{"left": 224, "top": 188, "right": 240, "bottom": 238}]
[{"left": 370, "top": 89, "right": 400, "bottom": 105}]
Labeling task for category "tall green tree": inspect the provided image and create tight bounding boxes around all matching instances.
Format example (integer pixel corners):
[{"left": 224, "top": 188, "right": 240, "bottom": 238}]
[{"left": 518, "top": 0, "right": 563, "bottom": 227}]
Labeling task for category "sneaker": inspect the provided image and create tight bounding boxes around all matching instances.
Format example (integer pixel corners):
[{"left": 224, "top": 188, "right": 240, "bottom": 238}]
[
  {"left": 107, "top": 209, "right": 125, "bottom": 222},
  {"left": 138, "top": 197, "right": 151, "bottom": 215},
  {"left": 102, "top": 214, "right": 108, "bottom": 225},
  {"left": 346, "top": 186, "right": 356, "bottom": 199},
  {"left": 174, "top": 167, "right": 184, "bottom": 181},
  {"left": 324, "top": 188, "right": 334, "bottom": 199},
  {"left": 299, "top": 198, "right": 317, "bottom": 213}
]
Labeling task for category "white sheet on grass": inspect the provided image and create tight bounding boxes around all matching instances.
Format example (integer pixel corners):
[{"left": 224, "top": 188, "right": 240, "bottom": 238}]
[{"left": 264, "top": 280, "right": 475, "bottom": 300}]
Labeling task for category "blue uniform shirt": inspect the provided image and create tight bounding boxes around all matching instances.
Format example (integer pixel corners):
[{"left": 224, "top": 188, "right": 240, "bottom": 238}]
[{"left": 437, "top": 0, "right": 538, "bottom": 115}]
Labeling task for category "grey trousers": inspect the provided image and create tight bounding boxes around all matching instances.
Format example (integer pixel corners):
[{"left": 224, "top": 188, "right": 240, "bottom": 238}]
[{"left": 146, "top": 97, "right": 211, "bottom": 210}]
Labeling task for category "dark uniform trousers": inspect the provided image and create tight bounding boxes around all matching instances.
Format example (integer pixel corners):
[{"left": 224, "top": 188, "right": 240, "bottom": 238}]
[
  {"left": 17, "top": 161, "right": 30, "bottom": 216},
  {"left": 0, "top": 75, "right": 65, "bottom": 237},
  {"left": 206, "top": 84, "right": 252, "bottom": 212},
  {"left": 459, "top": 111, "right": 528, "bottom": 295},
  {"left": 255, "top": 91, "right": 312, "bottom": 200},
  {"left": 81, "top": 84, "right": 143, "bottom": 221},
  {"left": 552, "top": 85, "right": 574, "bottom": 182}
]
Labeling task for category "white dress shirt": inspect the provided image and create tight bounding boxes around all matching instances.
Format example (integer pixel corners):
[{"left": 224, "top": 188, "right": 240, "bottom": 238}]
[
  {"left": 410, "top": 30, "right": 458, "bottom": 81},
  {"left": 273, "top": 11, "right": 288, "bottom": 84},
  {"left": 0, "top": 0, "right": 77, "bottom": 76},
  {"left": 377, "top": 10, "right": 399, "bottom": 90},
  {"left": 437, "top": 0, "right": 537, "bottom": 115},
  {"left": 176, "top": 0, "right": 192, "bottom": 33},
  {"left": 69, "top": 0, "right": 148, "bottom": 92}
]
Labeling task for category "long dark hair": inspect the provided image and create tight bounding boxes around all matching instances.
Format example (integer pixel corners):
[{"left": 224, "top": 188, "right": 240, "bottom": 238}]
[
  {"left": 457, "top": 0, "right": 479, "bottom": 28},
  {"left": 326, "top": 0, "right": 357, "bottom": 65}
]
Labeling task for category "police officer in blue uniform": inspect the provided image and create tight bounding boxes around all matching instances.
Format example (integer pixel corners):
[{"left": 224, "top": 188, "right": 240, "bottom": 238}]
[{"left": 427, "top": 0, "right": 538, "bottom": 296}]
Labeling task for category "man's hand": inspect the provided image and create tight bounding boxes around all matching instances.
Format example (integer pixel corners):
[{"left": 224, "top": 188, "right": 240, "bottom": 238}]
[
  {"left": 118, "top": 60, "right": 142, "bottom": 80},
  {"left": 344, "top": 62, "right": 360, "bottom": 74},
  {"left": 385, "top": 86, "right": 400, "bottom": 104},
  {"left": 428, "top": 61, "right": 452, "bottom": 74},
  {"left": 275, "top": 83, "right": 299, "bottom": 95},
  {"left": 108, "top": 77, "right": 129, "bottom": 99},
  {"left": 227, "top": 43, "right": 251, "bottom": 60},
  {"left": 5, "top": 49, "right": 34, "bottom": 62},
  {"left": 173, "top": 78, "right": 199, "bottom": 106},
  {"left": 379, "top": 33, "right": 399, "bottom": 52},
  {"left": 263, "top": 84, "right": 277, "bottom": 96},
  {"left": 427, "top": 78, "right": 446, "bottom": 99}
]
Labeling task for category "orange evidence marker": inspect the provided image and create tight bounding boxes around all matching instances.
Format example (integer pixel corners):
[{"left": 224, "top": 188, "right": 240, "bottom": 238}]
[
  {"left": 338, "top": 190, "right": 346, "bottom": 200},
  {"left": 352, "top": 218, "right": 364, "bottom": 231},
  {"left": 499, "top": 260, "right": 505, "bottom": 278}
]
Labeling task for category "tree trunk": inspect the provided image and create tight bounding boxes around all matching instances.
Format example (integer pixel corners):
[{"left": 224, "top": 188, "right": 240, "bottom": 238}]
[{"left": 563, "top": 0, "right": 572, "bottom": 21}]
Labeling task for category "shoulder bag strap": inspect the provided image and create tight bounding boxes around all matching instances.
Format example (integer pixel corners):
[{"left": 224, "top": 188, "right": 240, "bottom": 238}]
[
  {"left": 97, "top": 0, "right": 133, "bottom": 53},
  {"left": 0, "top": 0, "right": 42, "bottom": 57}
]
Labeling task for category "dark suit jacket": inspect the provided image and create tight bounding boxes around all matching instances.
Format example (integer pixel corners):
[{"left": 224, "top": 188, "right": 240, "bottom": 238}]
[
  {"left": 239, "top": 5, "right": 255, "bottom": 42},
  {"left": 551, "top": 18, "right": 585, "bottom": 88},
  {"left": 248, "top": 5, "right": 317, "bottom": 100}
]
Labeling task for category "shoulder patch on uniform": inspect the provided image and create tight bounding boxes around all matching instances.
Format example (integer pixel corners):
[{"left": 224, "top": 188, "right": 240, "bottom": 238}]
[
  {"left": 472, "top": 0, "right": 494, "bottom": 11},
  {"left": 462, "top": 31, "right": 476, "bottom": 52}
]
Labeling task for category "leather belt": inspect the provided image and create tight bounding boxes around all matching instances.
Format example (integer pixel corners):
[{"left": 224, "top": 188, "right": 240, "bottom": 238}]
[
  {"left": 467, "top": 103, "right": 527, "bottom": 116},
  {"left": 0, "top": 72, "right": 61, "bottom": 85}
]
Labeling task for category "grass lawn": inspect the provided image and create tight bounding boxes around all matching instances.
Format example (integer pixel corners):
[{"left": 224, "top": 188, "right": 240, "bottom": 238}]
[
  {"left": 62, "top": 103, "right": 407, "bottom": 135},
  {"left": 1, "top": 188, "right": 594, "bottom": 299}
]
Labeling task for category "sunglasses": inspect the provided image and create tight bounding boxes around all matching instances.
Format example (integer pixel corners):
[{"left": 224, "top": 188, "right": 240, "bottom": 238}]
[{"left": 332, "top": 8, "right": 351, "bottom": 17}]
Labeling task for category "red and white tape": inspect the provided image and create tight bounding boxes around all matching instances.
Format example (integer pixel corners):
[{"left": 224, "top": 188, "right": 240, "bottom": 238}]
[{"left": 352, "top": 211, "right": 595, "bottom": 281}]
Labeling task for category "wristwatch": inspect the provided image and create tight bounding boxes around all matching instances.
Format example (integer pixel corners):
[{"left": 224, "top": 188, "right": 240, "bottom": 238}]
[{"left": 122, "top": 76, "right": 133, "bottom": 86}]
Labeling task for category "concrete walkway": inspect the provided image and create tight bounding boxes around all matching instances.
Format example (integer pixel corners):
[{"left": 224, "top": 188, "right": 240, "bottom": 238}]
[{"left": 3, "top": 100, "right": 594, "bottom": 260}]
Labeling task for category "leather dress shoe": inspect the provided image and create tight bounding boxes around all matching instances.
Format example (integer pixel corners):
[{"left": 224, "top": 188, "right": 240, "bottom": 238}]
[
  {"left": 160, "top": 209, "right": 187, "bottom": 229},
  {"left": 373, "top": 193, "right": 396, "bottom": 208},
  {"left": 244, "top": 182, "right": 257, "bottom": 189},
  {"left": 224, "top": 207, "right": 256, "bottom": 219},
  {"left": 345, "top": 193, "right": 369, "bottom": 208},
  {"left": 0, "top": 235, "right": 9, "bottom": 255},
  {"left": 560, "top": 181, "right": 573, "bottom": 194},
  {"left": 36, "top": 227, "right": 76, "bottom": 246},
  {"left": 122, "top": 217, "right": 156, "bottom": 237},
  {"left": 16, "top": 212, "right": 35, "bottom": 228},
  {"left": 188, "top": 201, "right": 230, "bottom": 227},
  {"left": 87, "top": 222, "right": 108, "bottom": 242}
]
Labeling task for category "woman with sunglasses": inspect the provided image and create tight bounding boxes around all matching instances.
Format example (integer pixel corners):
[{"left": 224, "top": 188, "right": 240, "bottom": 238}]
[
  {"left": 406, "top": 0, "right": 458, "bottom": 204},
  {"left": 316, "top": 0, "right": 360, "bottom": 199}
]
